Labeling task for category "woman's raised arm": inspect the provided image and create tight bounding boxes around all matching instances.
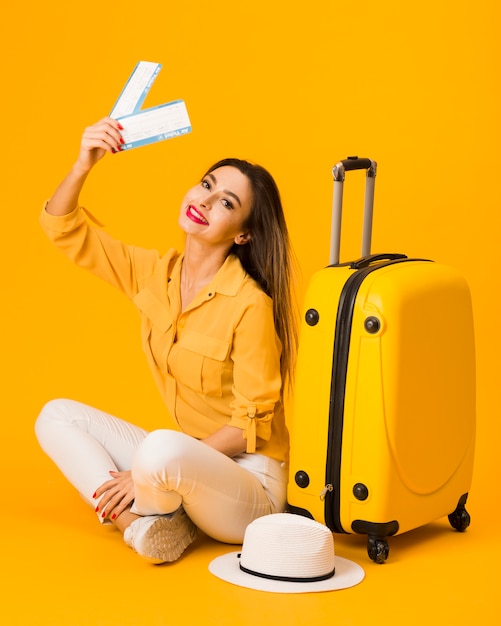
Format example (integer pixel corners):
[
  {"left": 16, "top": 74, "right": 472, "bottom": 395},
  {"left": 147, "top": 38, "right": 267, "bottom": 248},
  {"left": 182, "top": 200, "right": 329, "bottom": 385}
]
[{"left": 45, "top": 117, "right": 124, "bottom": 216}]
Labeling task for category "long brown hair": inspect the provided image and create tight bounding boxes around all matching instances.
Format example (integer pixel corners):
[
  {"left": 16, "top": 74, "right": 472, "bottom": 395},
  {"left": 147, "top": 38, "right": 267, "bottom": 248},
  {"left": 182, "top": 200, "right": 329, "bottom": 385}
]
[{"left": 205, "top": 158, "right": 299, "bottom": 392}]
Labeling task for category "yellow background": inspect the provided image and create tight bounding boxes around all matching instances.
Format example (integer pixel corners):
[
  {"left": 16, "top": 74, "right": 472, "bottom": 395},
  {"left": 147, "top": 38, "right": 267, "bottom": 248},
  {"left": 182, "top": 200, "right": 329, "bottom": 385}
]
[{"left": 1, "top": 1, "right": 499, "bottom": 624}]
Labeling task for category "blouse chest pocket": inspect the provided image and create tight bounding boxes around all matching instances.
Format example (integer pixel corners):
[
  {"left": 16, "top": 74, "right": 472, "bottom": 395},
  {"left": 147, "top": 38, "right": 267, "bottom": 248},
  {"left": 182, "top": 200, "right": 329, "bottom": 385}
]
[
  {"left": 174, "top": 330, "right": 230, "bottom": 397},
  {"left": 133, "top": 289, "right": 173, "bottom": 371}
]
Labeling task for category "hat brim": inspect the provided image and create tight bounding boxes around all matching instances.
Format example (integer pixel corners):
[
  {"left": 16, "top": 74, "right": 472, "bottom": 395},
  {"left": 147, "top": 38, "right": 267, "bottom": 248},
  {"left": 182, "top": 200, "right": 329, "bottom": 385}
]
[{"left": 209, "top": 552, "right": 365, "bottom": 594}]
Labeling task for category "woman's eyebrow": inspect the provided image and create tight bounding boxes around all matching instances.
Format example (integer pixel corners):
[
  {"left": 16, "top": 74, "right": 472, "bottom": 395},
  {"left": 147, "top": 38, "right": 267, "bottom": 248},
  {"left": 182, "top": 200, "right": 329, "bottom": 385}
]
[{"left": 207, "top": 173, "right": 242, "bottom": 207}]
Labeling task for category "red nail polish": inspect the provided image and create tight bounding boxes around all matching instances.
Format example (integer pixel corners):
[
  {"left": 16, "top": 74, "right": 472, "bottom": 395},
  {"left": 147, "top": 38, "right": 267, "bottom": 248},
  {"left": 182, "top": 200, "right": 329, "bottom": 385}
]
[
  {"left": 101, "top": 511, "right": 106, "bottom": 518},
  {"left": 120, "top": 137, "right": 125, "bottom": 145},
  {"left": 111, "top": 514, "right": 116, "bottom": 520},
  {"left": 117, "top": 123, "right": 124, "bottom": 130},
  {"left": 92, "top": 492, "right": 97, "bottom": 499},
  {"left": 95, "top": 506, "right": 99, "bottom": 512}
]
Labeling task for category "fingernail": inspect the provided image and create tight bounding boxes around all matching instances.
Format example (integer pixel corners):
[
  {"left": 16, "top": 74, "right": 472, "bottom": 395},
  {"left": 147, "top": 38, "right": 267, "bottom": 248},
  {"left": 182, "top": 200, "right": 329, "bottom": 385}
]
[
  {"left": 95, "top": 506, "right": 99, "bottom": 512},
  {"left": 111, "top": 148, "right": 116, "bottom": 154},
  {"left": 101, "top": 511, "right": 106, "bottom": 518},
  {"left": 92, "top": 492, "right": 97, "bottom": 499},
  {"left": 117, "top": 123, "right": 124, "bottom": 130},
  {"left": 120, "top": 137, "right": 125, "bottom": 145},
  {"left": 111, "top": 514, "right": 117, "bottom": 520}
]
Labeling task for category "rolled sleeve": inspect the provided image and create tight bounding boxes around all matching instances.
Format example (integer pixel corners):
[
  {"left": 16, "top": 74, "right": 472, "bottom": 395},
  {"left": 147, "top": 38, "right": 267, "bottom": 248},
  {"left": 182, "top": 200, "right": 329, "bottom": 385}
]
[
  {"left": 228, "top": 293, "right": 282, "bottom": 452},
  {"left": 40, "top": 202, "right": 91, "bottom": 234}
]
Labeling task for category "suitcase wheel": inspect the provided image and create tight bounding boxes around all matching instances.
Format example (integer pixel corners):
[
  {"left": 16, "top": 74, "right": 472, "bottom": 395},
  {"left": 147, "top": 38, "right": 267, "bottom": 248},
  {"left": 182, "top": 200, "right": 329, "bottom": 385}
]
[
  {"left": 448, "top": 507, "right": 471, "bottom": 532},
  {"left": 448, "top": 494, "right": 471, "bottom": 532},
  {"left": 367, "top": 536, "right": 389, "bottom": 564}
]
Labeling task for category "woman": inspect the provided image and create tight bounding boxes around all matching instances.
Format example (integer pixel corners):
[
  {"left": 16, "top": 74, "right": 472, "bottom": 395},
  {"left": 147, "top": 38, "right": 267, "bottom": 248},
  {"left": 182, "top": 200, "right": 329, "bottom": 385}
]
[{"left": 36, "top": 117, "right": 298, "bottom": 564}]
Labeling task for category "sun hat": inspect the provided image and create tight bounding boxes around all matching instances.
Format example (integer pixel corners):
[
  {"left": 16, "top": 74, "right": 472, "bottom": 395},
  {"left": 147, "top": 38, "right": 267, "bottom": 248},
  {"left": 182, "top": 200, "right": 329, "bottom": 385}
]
[{"left": 208, "top": 513, "right": 364, "bottom": 593}]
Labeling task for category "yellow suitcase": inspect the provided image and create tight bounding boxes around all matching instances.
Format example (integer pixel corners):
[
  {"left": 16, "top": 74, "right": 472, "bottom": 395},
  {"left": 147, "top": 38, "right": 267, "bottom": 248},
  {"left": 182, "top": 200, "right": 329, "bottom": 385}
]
[{"left": 287, "top": 158, "right": 476, "bottom": 563}]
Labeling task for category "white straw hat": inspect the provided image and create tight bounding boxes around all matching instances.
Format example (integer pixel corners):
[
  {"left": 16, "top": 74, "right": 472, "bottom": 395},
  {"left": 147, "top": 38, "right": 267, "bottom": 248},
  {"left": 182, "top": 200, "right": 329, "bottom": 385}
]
[{"left": 209, "top": 513, "right": 364, "bottom": 593}]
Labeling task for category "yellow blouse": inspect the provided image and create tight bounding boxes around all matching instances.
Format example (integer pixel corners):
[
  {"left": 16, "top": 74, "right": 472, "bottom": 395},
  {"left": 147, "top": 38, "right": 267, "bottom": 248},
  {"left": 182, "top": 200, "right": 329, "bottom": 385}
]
[{"left": 40, "top": 205, "right": 289, "bottom": 462}]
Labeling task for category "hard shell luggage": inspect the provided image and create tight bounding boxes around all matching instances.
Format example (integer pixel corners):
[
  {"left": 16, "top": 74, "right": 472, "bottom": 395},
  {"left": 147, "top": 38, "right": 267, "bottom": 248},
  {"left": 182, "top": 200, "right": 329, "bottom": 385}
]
[{"left": 287, "top": 157, "right": 476, "bottom": 563}]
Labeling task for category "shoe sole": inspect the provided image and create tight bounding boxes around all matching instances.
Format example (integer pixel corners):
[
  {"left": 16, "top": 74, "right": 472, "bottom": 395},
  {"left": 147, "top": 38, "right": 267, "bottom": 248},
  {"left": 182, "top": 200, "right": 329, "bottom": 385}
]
[{"left": 136, "top": 509, "right": 198, "bottom": 564}]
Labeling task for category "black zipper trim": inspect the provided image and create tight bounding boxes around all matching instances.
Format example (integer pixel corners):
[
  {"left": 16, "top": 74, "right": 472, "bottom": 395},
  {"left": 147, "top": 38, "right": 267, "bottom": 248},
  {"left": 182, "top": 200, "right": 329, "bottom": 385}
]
[{"left": 324, "top": 257, "right": 431, "bottom": 532}]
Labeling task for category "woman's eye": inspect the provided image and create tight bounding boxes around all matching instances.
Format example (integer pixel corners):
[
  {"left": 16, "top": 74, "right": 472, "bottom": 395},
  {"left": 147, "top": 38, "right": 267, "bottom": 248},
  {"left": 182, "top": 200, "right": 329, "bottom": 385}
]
[
  {"left": 201, "top": 179, "right": 210, "bottom": 189},
  {"left": 222, "top": 199, "right": 234, "bottom": 210}
]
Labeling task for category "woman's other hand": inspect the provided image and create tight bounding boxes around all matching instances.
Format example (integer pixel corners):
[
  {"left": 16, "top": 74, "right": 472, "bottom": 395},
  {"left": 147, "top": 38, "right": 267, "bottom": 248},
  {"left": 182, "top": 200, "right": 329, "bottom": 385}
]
[{"left": 94, "top": 470, "right": 135, "bottom": 521}]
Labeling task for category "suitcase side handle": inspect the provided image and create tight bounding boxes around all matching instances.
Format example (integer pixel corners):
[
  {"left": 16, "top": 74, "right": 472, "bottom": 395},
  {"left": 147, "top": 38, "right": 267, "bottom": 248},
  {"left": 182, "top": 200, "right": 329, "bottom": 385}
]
[
  {"left": 348, "top": 253, "right": 407, "bottom": 269},
  {"left": 330, "top": 156, "right": 377, "bottom": 265}
]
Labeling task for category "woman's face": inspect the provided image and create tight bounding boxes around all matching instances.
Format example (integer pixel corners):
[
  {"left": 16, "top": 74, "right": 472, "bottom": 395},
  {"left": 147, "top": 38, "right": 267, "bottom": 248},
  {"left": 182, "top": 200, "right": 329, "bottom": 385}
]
[{"left": 179, "top": 166, "right": 253, "bottom": 249}]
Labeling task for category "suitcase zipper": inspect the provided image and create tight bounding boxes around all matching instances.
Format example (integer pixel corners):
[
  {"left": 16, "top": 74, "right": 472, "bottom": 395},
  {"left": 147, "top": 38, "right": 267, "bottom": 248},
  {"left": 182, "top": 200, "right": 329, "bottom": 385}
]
[
  {"left": 320, "top": 484, "right": 334, "bottom": 500},
  {"left": 324, "top": 256, "right": 430, "bottom": 532}
]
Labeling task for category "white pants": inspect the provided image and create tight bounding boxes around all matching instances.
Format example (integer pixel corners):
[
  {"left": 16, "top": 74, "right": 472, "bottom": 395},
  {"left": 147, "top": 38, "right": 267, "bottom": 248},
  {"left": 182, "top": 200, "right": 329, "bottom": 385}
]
[{"left": 35, "top": 399, "right": 287, "bottom": 543}]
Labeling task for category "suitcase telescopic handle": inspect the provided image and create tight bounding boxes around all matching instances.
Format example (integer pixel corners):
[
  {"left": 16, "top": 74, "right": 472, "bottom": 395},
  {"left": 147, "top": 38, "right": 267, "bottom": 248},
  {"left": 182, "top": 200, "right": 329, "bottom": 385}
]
[{"left": 330, "top": 156, "right": 377, "bottom": 266}]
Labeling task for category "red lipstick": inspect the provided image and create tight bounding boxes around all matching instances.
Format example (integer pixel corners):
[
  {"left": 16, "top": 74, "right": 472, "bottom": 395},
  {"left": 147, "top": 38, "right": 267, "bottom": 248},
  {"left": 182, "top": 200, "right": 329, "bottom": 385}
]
[{"left": 186, "top": 205, "right": 209, "bottom": 225}]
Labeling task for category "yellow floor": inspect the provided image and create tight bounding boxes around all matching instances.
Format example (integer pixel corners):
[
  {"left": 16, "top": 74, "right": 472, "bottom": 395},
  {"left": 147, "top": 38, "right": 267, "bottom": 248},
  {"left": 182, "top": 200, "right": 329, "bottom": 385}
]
[{"left": 2, "top": 446, "right": 495, "bottom": 626}]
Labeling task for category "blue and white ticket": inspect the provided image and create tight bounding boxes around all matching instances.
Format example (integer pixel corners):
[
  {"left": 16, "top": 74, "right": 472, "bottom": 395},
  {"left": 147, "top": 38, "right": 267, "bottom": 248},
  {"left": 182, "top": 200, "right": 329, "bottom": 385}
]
[{"left": 109, "top": 61, "right": 191, "bottom": 151}]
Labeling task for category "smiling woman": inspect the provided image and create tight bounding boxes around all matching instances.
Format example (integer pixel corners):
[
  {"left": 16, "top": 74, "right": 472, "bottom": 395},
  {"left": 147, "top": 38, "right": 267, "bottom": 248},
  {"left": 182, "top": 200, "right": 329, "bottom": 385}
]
[
  {"left": 177, "top": 166, "right": 254, "bottom": 311},
  {"left": 35, "top": 117, "right": 298, "bottom": 564}
]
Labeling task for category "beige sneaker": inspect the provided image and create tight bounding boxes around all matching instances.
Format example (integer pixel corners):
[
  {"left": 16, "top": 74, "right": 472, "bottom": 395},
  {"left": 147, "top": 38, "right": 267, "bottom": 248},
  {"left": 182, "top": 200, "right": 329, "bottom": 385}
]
[{"left": 123, "top": 507, "right": 197, "bottom": 564}]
